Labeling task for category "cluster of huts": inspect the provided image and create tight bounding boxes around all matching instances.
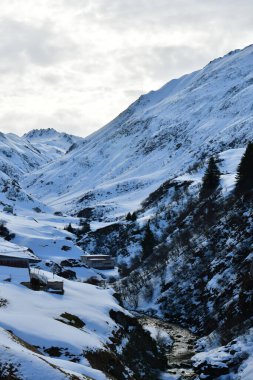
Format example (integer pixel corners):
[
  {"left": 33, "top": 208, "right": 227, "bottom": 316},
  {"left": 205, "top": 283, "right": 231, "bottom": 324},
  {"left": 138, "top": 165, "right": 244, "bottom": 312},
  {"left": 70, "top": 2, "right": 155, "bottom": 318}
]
[
  {"left": 0, "top": 244, "right": 64, "bottom": 294},
  {"left": 0, "top": 228, "right": 116, "bottom": 296}
]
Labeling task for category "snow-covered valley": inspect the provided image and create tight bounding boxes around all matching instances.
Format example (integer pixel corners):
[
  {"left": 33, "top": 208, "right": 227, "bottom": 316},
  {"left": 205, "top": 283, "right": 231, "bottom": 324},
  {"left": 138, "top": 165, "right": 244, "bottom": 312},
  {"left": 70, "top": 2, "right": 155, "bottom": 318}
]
[{"left": 0, "top": 45, "right": 253, "bottom": 379}]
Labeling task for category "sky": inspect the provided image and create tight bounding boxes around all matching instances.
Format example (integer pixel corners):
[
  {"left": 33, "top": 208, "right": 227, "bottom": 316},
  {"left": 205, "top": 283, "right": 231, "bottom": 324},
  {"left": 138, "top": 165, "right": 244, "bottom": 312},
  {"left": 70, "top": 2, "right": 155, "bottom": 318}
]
[{"left": 0, "top": 0, "right": 252, "bottom": 138}]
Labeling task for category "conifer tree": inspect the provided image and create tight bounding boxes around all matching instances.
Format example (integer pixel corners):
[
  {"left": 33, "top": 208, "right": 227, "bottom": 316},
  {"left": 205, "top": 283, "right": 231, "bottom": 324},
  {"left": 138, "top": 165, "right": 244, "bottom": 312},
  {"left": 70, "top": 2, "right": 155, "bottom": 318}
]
[
  {"left": 126, "top": 212, "right": 132, "bottom": 221},
  {"left": 235, "top": 142, "right": 253, "bottom": 195},
  {"left": 142, "top": 222, "right": 155, "bottom": 260},
  {"left": 65, "top": 223, "right": 74, "bottom": 233},
  {"left": 131, "top": 212, "right": 137, "bottom": 221},
  {"left": 126, "top": 212, "right": 137, "bottom": 222},
  {"left": 199, "top": 156, "right": 220, "bottom": 199}
]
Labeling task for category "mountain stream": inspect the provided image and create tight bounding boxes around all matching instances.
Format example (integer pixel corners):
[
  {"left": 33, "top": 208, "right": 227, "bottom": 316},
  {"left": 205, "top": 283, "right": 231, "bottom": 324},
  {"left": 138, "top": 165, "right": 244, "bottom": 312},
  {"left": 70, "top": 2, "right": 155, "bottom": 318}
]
[{"left": 137, "top": 315, "right": 198, "bottom": 379}]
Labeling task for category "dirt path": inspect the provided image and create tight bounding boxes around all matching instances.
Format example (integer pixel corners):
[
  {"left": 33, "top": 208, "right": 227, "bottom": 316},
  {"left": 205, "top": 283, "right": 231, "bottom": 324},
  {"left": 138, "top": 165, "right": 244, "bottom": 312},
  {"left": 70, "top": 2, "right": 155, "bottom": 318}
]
[{"left": 138, "top": 316, "right": 198, "bottom": 379}]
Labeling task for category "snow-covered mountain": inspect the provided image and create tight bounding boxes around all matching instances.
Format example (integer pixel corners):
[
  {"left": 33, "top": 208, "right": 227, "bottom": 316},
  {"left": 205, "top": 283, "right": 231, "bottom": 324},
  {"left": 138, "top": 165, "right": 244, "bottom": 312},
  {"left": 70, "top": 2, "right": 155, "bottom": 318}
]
[
  {"left": 0, "top": 132, "right": 49, "bottom": 180},
  {"left": 22, "top": 44, "right": 253, "bottom": 217},
  {"left": 1, "top": 44, "right": 253, "bottom": 379},
  {"left": 0, "top": 129, "right": 168, "bottom": 379},
  {"left": 24, "top": 128, "right": 83, "bottom": 159},
  {"left": 0, "top": 128, "right": 83, "bottom": 204}
]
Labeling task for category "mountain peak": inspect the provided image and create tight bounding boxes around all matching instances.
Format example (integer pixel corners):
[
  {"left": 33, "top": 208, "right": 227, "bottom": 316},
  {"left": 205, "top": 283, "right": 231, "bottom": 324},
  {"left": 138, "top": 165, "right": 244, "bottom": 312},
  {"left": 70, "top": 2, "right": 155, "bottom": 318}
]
[
  {"left": 23, "top": 128, "right": 83, "bottom": 159},
  {"left": 23, "top": 128, "right": 60, "bottom": 139}
]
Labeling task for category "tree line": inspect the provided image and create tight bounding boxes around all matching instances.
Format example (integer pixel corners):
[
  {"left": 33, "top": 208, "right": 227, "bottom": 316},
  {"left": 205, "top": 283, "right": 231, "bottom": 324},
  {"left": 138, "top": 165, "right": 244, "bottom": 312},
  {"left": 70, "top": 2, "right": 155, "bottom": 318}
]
[{"left": 140, "top": 141, "right": 253, "bottom": 262}]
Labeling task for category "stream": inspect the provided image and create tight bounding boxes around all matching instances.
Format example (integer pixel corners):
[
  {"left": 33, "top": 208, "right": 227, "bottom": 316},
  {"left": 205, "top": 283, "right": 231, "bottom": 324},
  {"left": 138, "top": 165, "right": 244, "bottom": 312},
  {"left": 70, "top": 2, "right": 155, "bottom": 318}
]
[{"left": 137, "top": 315, "right": 198, "bottom": 379}]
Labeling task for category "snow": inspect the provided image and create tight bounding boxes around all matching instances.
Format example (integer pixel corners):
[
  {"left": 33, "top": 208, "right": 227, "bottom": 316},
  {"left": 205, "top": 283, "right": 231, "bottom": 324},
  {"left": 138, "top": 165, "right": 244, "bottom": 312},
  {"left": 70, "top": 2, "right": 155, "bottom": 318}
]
[
  {"left": 174, "top": 147, "right": 245, "bottom": 197},
  {"left": 0, "top": 179, "right": 126, "bottom": 379},
  {"left": 193, "top": 328, "right": 253, "bottom": 380},
  {"left": 46, "top": 356, "right": 108, "bottom": 380},
  {"left": 0, "top": 266, "right": 30, "bottom": 283},
  {"left": 0, "top": 270, "right": 125, "bottom": 379},
  {"left": 0, "top": 238, "right": 39, "bottom": 261},
  {"left": 2, "top": 210, "right": 81, "bottom": 262},
  {"left": 219, "top": 148, "right": 245, "bottom": 195},
  {"left": 0, "top": 132, "right": 49, "bottom": 178},
  {"left": 24, "top": 128, "right": 83, "bottom": 159},
  {"left": 20, "top": 45, "right": 253, "bottom": 218},
  {"left": 0, "top": 45, "right": 252, "bottom": 379},
  {"left": 0, "top": 327, "right": 85, "bottom": 380},
  {"left": 219, "top": 148, "right": 245, "bottom": 174},
  {"left": 143, "top": 325, "right": 173, "bottom": 347},
  {"left": 160, "top": 373, "right": 179, "bottom": 379},
  {"left": 240, "top": 355, "right": 253, "bottom": 380}
]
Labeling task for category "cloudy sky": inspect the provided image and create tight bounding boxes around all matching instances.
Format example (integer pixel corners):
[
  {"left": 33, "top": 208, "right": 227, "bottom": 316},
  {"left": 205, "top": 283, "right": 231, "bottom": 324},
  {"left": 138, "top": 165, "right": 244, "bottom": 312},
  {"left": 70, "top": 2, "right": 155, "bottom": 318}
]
[{"left": 0, "top": 0, "right": 252, "bottom": 137}]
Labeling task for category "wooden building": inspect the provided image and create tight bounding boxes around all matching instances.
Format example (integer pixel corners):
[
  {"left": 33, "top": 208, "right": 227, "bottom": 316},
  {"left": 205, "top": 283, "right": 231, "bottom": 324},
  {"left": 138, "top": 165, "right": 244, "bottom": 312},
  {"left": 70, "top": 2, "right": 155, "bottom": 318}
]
[
  {"left": 0, "top": 242, "right": 40, "bottom": 284},
  {"left": 80, "top": 254, "right": 115, "bottom": 269},
  {"left": 30, "top": 269, "right": 64, "bottom": 294},
  {"left": 0, "top": 254, "right": 40, "bottom": 267}
]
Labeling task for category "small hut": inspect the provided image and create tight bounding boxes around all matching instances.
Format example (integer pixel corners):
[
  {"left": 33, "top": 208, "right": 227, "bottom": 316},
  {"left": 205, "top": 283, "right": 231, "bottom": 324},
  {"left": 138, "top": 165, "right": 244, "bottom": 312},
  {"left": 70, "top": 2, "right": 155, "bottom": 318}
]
[
  {"left": 0, "top": 240, "right": 40, "bottom": 284},
  {"left": 80, "top": 254, "right": 115, "bottom": 269},
  {"left": 29, "top": 269, "right": 64, "bottom": 294}
]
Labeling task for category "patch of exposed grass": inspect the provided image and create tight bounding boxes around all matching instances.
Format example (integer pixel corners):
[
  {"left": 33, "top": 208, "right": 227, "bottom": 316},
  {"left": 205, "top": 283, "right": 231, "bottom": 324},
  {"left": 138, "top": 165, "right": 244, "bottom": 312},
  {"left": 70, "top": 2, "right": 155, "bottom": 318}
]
[
  {"left": 9, "top": 332, "right": 41, "bottom": 354},
  {"left": 0, "top": 298, "right": 8, "bottom": 308},
  {"left": 44, "top": 346, "right": 63, "bottom": 357},
  {"left": 56, "top": 312, "right": 85, "bottom": 329}
]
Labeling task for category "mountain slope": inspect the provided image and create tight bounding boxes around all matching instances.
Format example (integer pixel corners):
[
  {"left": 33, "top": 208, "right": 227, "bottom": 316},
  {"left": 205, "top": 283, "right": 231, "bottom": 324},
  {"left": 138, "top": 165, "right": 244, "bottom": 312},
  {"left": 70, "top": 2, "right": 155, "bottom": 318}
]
[
  {"left": 0, "top": 132, "right": 49, "bottom": 180},
  {"left": 22, "top": 44, "right": 253, "bottom": 217},
  {"left": 0, "top": 327, "right": 91, "bottom": 380},
  {"left": 24, "top": 128, "right": 83, "bottom": 159},
  {"left": 1, "top": 44, "right": 253, "bottom": 380}
]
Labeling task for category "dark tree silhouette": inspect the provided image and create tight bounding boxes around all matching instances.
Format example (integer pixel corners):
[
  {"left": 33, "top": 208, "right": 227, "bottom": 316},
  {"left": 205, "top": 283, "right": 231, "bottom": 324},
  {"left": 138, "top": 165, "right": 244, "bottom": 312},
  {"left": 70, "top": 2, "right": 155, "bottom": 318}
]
[
  {"left": 64, "top": 223, "right": 74, "bottom": 233},
  {"left": 131, "top": 212, "right": 137, "bottom": 221},
  {"left": 126, "top": 212, "right": 137, "bottom": 222},
  {"left": 235, "top": 142, "right": 253, "bottom": 195},
  {"left": 77, "top": 221, "right": 90, "bottom": 236},
  {"left": 126, "top": 212, "right": 132, "bottom": 221},
  {"left": 199, "top": 156, "right": 220, "bottom": 199},
  {"left": 142, "top": 222, "right": 156, "bottom": 260}
]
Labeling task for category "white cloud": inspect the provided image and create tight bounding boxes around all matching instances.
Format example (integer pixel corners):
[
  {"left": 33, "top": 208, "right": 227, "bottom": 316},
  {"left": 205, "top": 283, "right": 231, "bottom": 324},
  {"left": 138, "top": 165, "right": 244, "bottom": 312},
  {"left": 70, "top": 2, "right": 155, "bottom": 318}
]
[
  {"left": 0, "top": 0, "right": 252, "bottom": 137},
  {"left": 0, "top": 18, "right": 76, "bottom": 73}
]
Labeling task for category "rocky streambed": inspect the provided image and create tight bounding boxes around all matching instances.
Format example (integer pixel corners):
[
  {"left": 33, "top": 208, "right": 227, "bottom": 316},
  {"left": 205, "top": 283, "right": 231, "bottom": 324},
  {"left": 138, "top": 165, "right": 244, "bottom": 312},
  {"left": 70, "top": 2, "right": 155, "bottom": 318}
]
[{"left": 138, "top": 316, "right": 198, "bottom": 379}]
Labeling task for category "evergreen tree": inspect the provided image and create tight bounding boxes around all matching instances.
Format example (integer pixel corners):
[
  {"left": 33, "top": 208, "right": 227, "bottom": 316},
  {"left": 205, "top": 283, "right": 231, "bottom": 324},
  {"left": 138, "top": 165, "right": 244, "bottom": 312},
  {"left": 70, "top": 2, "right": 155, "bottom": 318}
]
[
  {"left": 199, "top": 156, "right": 220, "bottom": 199},
  {"left": 126, "top": 212, "right": 137, "bottom": 222},
  {"left": 141, "top": 222, "right": 155, "bottom": 260},
  {"left": 126, "top": 212, "right": 132, "bottom": 221},
  {"left": 131, "top": 212, "right": 137, "bottom": 221},
  {"left": 235, "top": 142, "right": 253, "bottom": 195},
  {"left": 78, "top": 221, "right": 90, "bottom": 235},
  {"left": 64, "top": 223, "right": 74, "bottom": 233}
]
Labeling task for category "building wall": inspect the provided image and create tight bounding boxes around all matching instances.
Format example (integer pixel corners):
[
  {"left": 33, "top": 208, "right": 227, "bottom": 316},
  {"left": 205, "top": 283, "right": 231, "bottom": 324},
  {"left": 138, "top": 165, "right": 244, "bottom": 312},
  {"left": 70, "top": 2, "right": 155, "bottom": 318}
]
[
  {"left": 81, "top": 256, "right": 115, "bottom": 269},
  {"left": 0, "top": 258, "right": 28, "bottom": 268}
]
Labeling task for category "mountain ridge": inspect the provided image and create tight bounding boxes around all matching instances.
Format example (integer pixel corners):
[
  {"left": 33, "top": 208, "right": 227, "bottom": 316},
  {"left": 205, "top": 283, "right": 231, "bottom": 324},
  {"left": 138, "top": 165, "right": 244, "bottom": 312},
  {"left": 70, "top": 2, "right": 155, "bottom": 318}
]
[
  {"left": 20, "top": 44, "right": 253, "bottom": 217},
  {"left": 0, "top": 44, "right": 253, "bottom": 379},
  {"left": 23, "top": 127, "right": 84, "bottom": 159}
]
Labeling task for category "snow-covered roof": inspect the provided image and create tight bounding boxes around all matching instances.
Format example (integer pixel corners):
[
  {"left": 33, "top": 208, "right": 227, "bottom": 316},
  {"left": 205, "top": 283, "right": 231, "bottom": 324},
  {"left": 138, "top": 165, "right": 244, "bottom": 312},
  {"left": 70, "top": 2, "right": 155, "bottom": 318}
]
[{"left": 0, "top": 239, "right": 40, "bottom": 262}]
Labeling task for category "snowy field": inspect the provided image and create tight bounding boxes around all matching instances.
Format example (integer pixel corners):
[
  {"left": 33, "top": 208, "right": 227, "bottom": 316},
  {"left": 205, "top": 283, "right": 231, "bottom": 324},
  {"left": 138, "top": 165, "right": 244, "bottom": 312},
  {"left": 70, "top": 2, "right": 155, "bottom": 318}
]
[{"left": 0, "top": 268, "right": 125, "bottom": 380}]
